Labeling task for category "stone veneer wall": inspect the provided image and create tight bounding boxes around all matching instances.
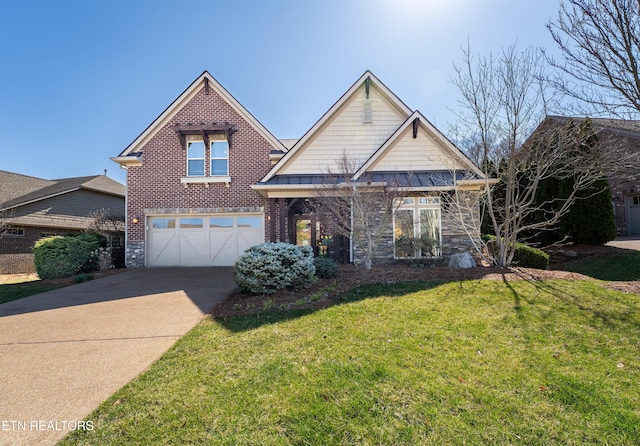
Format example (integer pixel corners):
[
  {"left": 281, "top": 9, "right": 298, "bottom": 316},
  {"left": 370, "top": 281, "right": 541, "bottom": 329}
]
[
  {"left": 126, "top": 242, "right": 146, "bottom": 268},
  {"left": 351, "top": 194, "right": 482, "bottom": 267}
]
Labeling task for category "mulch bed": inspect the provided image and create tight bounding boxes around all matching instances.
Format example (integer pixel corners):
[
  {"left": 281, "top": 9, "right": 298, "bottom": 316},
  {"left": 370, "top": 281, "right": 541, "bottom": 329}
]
[
  {"left": 213, "top": 243, "right": 640, "bottom": 318},
  {"left": 211, "top": 263, "right": 610, "bottom": 319}
]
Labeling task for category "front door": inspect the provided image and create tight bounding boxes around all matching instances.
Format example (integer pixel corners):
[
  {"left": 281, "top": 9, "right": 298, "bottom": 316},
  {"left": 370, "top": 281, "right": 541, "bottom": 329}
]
[{"left": 293, "top": 215, "right": 319, "bottom": 251}]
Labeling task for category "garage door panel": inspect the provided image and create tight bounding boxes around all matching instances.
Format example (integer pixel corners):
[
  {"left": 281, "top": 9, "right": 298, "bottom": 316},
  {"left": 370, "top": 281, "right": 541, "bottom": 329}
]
[
  {"left": 237, "top": 216, "right": 264, "bottom": 254},
  {"left": 209, "top": 230, "right": 237, "bottom": 266},
  {"left": 149, "top": 232, "right": 178, "bottom": 266},
  {"left": 238, "top": 230, "right": 263, "bottom": 253},
  {"left": 147, "top": 214, "right": 264, "bottom": 267},
  {"left": 179, "top": 232, "right": 209, "bottom": 266}
]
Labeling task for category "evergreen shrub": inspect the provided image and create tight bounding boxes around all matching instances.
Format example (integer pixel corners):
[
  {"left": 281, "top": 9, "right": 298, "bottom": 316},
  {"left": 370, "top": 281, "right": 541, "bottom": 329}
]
[
  {"left": 513, "top": 243, "right": 550, "bottom": 269},
  {"left": 233, "top": 242, "right": 316, "bottom": 295},
  {"left": 314, "top": 257, "right": 338, "bottom": 278},
  {"left": 482, "top": 235, "right": 550, "bottom": 269},
  {"left": 33, "top": 233, "right": 107, "bottom": 279}
]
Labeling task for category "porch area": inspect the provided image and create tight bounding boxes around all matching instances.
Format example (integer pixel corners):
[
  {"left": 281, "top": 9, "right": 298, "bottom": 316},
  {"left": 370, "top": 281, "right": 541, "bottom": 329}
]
[{"left": 267, "top": 198, "right": 350, "bottom": 264}]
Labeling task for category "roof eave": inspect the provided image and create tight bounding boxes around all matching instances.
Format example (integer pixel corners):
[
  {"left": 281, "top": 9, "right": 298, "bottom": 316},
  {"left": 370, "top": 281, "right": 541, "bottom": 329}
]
[
  {"left": 111, "top": 155, "right": 143, "bottom": 167},
  {"left": 119, "top": 71, "right": 287, "bottom": 159}
]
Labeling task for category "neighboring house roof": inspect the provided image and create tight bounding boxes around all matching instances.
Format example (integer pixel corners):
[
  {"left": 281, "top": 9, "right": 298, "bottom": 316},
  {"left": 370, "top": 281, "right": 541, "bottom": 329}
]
[
  {"left": 113, "top": 71, "right": 288, "bottom": 166},
  {"left": 0, "top": 171, "right": 54, "bottom": 205},
  {"left": 0, "top": 171, "right": 125, "bottom": 211},
  {"left": 543, "top": 115, "right": 640, "bottom": 140}
]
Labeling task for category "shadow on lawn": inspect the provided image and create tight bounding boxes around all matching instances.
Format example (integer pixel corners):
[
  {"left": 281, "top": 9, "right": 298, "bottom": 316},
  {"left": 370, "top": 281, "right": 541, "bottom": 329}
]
[
  {"left": 213, "top": 280, "right": 444, "bottom": 333},
  {"left": 214, "top": 268, "right": 640, "bottom": 334},
  {"left": 506, "top": 270, "right": 640, "bottom": 333}
]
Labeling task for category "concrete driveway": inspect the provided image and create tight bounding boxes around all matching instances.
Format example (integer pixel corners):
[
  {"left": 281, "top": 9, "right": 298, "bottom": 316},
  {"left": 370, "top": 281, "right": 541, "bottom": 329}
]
[
  {"left": 607, "top": 235, "right": 640, "bottom": 251},
  {"left": 0, "top": 267, "right": 236, "bottom": 446}
]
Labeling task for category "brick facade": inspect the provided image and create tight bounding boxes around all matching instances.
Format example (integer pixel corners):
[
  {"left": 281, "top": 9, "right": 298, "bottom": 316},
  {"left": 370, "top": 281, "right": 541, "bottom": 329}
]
[
  {"left": 0, "top": 227, "right": 80, "bottom": 274},
  {"left": 124, "top": 86, "right": 275, "bottom": 266}
]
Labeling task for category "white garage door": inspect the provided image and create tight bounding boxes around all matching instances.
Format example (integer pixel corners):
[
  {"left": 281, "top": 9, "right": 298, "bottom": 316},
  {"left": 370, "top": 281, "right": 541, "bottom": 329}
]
[{"left": 147, "top": 214, "right": 264, "bottom": 267}]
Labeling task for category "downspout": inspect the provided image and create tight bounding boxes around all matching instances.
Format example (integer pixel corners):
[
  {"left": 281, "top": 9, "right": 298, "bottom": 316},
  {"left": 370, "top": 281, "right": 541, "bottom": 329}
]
[
  {"left": 350, "top": 197, "right": 354, "bottom": 264},
  {"left": 120, "top": 164, "right": 130, "bottom": 268}
]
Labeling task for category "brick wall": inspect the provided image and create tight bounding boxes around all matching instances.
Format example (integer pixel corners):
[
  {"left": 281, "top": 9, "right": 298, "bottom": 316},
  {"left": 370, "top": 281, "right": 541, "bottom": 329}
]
[
  {"left": 0, "top": 227, "right": 81, "bottom": 274},
  {"left": 125, "top": 85, "right": 275, "bottom": 266},
  {"left": 0, "top": 227, "right": 79, "bottom": 255},
  {"left": 0, "top": 254, "right": 36, "bottom": 274}
]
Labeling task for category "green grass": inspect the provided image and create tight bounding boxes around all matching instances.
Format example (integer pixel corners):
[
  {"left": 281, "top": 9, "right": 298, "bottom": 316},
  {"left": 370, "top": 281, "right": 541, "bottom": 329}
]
[
  {"left": 564, "top": 250, "right": 640, "bottom": 281},
  {"left": 61, "top": 280, "right": 640, "bottom": 445},
  {"left": 0, "top": 278, "right": 65, "bottom": 304}
]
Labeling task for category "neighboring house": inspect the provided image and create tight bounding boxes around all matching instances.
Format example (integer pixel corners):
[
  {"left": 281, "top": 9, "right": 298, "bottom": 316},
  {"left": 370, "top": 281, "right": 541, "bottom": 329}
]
[
  {"left": 534, "top": 116, "right": 640, "bottom": 236},
  {"left": 112, "top": 71, "right": 487, "bottom": 268},
  {"left": 0, "top": 171, "right": 125, "bottom": 274}
]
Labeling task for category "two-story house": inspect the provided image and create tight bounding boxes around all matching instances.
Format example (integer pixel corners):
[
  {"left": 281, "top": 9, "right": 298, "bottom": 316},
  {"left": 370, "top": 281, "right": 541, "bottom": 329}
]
[{"left": 112, "top": 71, "right": 486, "bottom": 268}]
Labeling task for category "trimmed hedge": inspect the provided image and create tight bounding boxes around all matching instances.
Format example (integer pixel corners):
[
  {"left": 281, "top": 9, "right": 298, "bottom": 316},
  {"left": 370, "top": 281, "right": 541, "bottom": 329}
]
[
  {"left": 513, "top": 243, "right": 550, "bottom": 270},
  {"left": 483, "top": 235, "right": 550, "bottom": 269},
  {"left": 33, "top": 233, "right": 107, "bottom": 279},
  {"left": 233, "top": 242, "right": 316, "bottom": 295}
]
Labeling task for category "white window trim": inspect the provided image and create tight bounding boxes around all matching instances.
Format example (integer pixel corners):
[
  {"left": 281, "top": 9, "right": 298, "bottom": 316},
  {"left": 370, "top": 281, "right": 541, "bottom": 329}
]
[
  {"left": 180, "top": 176, "right": 231, "bottom": 187},
  {"left": 393, "top": 196, "right": 442, "bottom": 259},
  {"left": 3, "top": 227, "right": 25, "bottom": 236},
  {"left": 186, "top": 140, "right": 206, "bottom": 177},
  {"left": 182, "top": 137, "right": 230, "bottom": 186},
  {"left": 210, "top": 140, "right": 229, "bottom": 177}
]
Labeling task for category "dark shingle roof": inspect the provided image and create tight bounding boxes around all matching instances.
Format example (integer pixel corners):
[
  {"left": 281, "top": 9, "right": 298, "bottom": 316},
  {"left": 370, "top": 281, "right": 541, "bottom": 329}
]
[
  {"left": 545, "top": 116, "right": 640, "bottom": 139},
  {"left": 258, "top": 170, "right": 480, "bottom": 188},
  {"left": 0, "top": 171, "right": 125, "bottom": 210}
]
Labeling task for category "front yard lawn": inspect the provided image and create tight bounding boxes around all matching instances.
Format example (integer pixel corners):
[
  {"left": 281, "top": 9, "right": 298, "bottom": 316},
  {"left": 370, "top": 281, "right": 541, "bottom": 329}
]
[
  {"left": 563, "top": 250, "right": 640, "bottom": 281},
  {"left": 0, "top": 274, "right": 65, "bottom": 304},
  {"left": 61, "top": 279, "right": 640, "bottom": 445}
]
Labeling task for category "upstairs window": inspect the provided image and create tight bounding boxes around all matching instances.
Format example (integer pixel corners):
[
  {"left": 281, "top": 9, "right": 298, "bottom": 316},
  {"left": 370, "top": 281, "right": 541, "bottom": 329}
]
[
  {"left": 187, "top": 141, "right": 205, "bottom": 176},
  {"left": 210, "top": 141, "right": 229, "bottom": 176}
]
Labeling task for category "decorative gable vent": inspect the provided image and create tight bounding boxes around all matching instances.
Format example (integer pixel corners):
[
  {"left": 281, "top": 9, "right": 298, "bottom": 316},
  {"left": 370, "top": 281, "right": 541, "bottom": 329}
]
[{"left": 363, "top": 99, "right": 373, "bottom": 123}]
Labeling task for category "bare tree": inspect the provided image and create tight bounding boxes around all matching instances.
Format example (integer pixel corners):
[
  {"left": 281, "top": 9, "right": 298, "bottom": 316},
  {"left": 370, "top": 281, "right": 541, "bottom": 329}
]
[
  {"left": 547, "top": 0, "right": 640, "bottom": 117},
  {"left": 0, "top": 206, "right": 15, "bottom": 239},
  {"left": 450, "top": 44, "right": 617, "bottom": 267},
  {"left": 88, "top": 208, "right": 126, "bottom": 268},
  {"left": 311, "top": 154, "right": 408, "bottom": 270},
  {"left": 88, "top": 208, "right": 125, "bottom": 235}
]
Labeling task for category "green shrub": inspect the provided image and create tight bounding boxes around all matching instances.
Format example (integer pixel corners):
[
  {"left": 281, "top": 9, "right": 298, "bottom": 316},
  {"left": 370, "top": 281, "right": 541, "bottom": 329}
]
[
  {"left": 483, "top": 235, "right": 549, "bottom": 269},
  {"left": 233, "top": 242, "right": 316, "bottom": 295},
  {"left": 513, "top": 243, "right": 549, "bottom": 269},
  {"left": 34, "top": 233, "right": 107, "bottom": 279},
  {"left": 314, "top": 257, "right": 338, "bottom": 278},
  {"left": 74, "top": 273, "right": 94, "bottom": 284}
]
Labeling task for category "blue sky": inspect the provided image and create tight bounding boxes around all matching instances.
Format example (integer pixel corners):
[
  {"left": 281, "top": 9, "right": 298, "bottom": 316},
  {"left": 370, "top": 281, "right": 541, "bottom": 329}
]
[{"left": 0, "top": 0, "right": 562, "bottom": 185}]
